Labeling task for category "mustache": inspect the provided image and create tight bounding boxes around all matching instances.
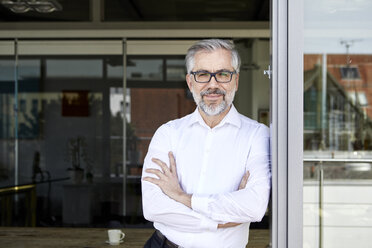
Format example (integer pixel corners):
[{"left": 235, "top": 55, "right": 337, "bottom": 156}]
[{"left": 200, "top": 88, "right": 226, "bottom": 96}]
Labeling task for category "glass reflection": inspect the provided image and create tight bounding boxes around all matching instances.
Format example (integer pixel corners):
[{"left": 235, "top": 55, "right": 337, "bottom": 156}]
[
  {"left": 46, "top": 59, "right": 103, "bottom": 78},
  {"left": 0, "top": 54, "right": 196, "bottom": 228},
  {"left": 166, "top": 59, "right": 186, "bottom": 81},
  {"left": 304, "top": 0, "right": 372, "bottom": 247},
  {"left": 0, "top": 55, "right": 118, "bottom": 226},
  {"left": 127, "top": 59, "right": 163, "bottom": 81}
]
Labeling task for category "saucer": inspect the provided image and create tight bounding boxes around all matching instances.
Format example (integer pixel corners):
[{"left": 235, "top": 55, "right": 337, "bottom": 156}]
[{"left": 105, "top": 240, "right": 123, "bottom": 245}]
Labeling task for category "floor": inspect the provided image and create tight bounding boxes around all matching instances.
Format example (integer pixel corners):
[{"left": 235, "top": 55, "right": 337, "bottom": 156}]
[{"left": 0, "top": 227, "right": 270, "bottom": 248}]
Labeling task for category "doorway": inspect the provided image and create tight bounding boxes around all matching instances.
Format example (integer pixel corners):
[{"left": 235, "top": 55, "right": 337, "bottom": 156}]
[{"left": 0, "top": 39, "right": 271, "bottom": 245}]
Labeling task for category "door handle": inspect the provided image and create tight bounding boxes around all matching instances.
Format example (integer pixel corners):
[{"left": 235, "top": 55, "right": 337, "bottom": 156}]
[{"left": 264, "top": 65, "right": 272, "bottom": 79}]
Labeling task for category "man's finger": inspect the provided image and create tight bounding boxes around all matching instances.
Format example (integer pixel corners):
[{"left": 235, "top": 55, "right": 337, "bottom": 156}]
[
  {"left": 152, "top": 158, "right": 170, "bottom": 174},
  {"left": 245, "top": 171, "right": 250, "bottom": 180},
  {"left": 239, "top": 171, "right": 250, "bottom": 190},
  {"left": 143, "top": 176, "right": 160, "bottom": 185},
  {"left": 168, "top": 152, "right": 177, "bottom": 173},
  {"left": 218, "top": 222, "right": 241, "bottom": 229},
  {"left": 145, "top": 168, "right": 166, "bottom": 180}
]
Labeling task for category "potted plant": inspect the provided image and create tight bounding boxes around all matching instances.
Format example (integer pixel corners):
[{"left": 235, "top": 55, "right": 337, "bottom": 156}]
[
  {"left": 126, "top": 122, "right": 142, "bottom": 175},
  {"left": 126, "top": 122, "right": 139, "bottom": 163},
  {"left": 65, "top": 136, "right": 92, "bottom": 183}
]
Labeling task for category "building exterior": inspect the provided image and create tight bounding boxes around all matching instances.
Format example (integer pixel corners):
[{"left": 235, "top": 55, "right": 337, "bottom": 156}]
[{"left": 1, "top": 0, "right": 372, "bottom": 248}]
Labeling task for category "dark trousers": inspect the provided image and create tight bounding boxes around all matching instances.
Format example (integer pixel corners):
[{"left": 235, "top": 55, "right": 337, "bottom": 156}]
[{"left": 144, "top": 230, "right": 179, "bottom": 248}]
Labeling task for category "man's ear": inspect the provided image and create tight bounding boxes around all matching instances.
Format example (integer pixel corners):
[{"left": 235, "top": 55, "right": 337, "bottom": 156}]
[
  {"left": 235, "top": 73, "right": 239, "bottom": 91},
  {"left": 186, "top": 74, "right": 193, "bottom": 91}
]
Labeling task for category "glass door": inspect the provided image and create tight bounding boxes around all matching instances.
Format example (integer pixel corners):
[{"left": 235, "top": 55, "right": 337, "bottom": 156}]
[
  {"left": 0, "top": 40, "right": 127, "bottom": 227},
  {"left": 0, "top": 38, "right": 275, "bottom": 247},
  {"left": 303, "top": 1, "right": 372, "bottom": 247},
  {"left": 271, "top": 0, "right": 304, "bottom": 247}
]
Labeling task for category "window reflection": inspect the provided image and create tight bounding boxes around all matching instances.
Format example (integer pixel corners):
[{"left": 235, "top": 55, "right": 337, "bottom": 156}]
[
  {"left": 340, "top": 66, "right": 360, "bottom": 80},
  {"left": 166, "top": 59, "right": 186, "bottom": 81},
  {"left": 304, "top": 0, "right": 372, "bottom": 247},
  {"left": 127, "top": 59, "right": 163, "bottom": 81},
  {"left": 46, "top": 59, "right": 103, "bottom": 78},
  {"left": 0, "top": 60, "right": 13, "bottom": 81},
  {"left": 0, "top": 54, "right": 194, "bottom": 228},
  {"left": 304, "top": 54, "right": 372, "bottom": 151}
]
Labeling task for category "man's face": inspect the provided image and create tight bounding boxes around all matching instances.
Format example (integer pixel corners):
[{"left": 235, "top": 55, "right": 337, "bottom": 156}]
[{"left": 186, "top": 48, "right": 239, "bottom": 116}]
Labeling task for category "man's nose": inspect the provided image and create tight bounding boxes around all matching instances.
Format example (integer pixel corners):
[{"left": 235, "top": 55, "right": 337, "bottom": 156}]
[{"left": 208, "top": 75, "right": 219, "bottom": 87}]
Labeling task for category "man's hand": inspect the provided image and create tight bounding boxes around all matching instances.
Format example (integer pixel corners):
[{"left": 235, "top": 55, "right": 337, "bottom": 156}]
[
  {"left": 144, "top": 153, "right": 251, "bottom": 228},
  {"left": 143, "top": 152, "right": 192, "bottom": 208},
  {"left": 218, "top": 171, "right": 250, "bottom": 229},
  {"left": 239, "top": 171, "right": 250, "bottom": 190},
  {"left": 218, "top": 222, "right": 241, "bottom": 228}
]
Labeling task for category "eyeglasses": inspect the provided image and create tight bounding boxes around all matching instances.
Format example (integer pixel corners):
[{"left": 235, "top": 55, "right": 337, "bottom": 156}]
[{"left": 190, "top": 70, "right": 237, "bottom": 83}]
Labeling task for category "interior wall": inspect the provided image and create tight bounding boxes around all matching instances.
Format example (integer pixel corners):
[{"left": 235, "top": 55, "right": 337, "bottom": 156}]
[
  {"left": 234, "top": 40, "right": 253, "bottom": 118},
  {"left": 234, "top": 39, "right": 270, "bottom": 122},
  {"left": 251, "top": 39, "right": 270, "bottom": 121}
]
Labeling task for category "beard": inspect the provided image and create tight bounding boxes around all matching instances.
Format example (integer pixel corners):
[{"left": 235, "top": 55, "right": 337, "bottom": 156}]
[{"left": 191, "top": 86, "right": 236, "bottom": 116}]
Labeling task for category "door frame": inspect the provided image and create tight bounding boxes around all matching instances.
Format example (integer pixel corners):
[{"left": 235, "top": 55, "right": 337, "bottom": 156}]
[{"left": 271, "top": 0, "right": 304, "bottom": 247}]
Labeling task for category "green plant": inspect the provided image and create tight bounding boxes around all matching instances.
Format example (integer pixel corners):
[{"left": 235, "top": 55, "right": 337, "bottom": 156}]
[
  {"left": 65, "top": 136, "right": 92, "bottom": 171},
  {"left": 126, "top": 121, "right": 138, "bottom": 152}
]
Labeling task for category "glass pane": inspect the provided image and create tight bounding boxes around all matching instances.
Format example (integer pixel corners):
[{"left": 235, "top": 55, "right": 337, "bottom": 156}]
[
  {"left": 127, "top": 59, "right": 163, "bottom": 81},
  {"left": 46, "top": 59, "right": 103, "bottom": 78},
  {"left": 0, "top": 41, "right": 272, "bottom": 248},
  {"left": 0, "top": 58, "right": 14, "bottom": 192},
  {"left": 125, "top": 87, "right": 195, "bottom": 219},
  {"left": 0, "top": 58, "right": 41, "bottom": 191},
  {"left": 166, "top": 59, "right": 186, "bottom": 81},
  {"left": 0, "top": 59, "right": 13, "bottom": 81},
  {"left": 304, "top": 1, "right": 372, "bottom": 247},
  {"left": 0, "top": 55, "right": 126, "bottom": 227},
  {"left": 107, "top": 57, "right": 123, "bottom": 79}
]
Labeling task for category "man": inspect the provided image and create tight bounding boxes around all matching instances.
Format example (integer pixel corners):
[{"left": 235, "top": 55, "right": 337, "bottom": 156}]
[{"left": 141, "top": 39, "right": 271, "bottom": 248}]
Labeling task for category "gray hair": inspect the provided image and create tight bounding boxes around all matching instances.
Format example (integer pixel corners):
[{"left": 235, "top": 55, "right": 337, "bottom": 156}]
[{"left": 185, "top": 39, "right": 241, "bottom": 74}]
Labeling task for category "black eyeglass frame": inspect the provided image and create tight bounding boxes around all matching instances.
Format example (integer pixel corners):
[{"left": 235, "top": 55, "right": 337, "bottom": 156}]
[{"left": 190, "top": 70, "right": 237, "bottom": 83}]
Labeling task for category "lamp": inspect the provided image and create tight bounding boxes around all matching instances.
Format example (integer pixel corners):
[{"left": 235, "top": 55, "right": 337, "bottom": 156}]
[{"left": 1, "top": 0, "right": 62, "bottom": 13}]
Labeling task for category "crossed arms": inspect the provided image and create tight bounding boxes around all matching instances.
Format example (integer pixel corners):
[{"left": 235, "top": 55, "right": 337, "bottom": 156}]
[
  {"left": 141, "top": 124, "right": 271, "bottom": 233},
  {"left": 143, "top": 152, "right": 250, "bottom": 228}
]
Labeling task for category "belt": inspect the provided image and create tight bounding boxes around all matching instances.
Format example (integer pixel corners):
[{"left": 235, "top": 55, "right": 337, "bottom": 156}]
[{"left": 155, "top": 230, "right": 180, "bottom": 248}]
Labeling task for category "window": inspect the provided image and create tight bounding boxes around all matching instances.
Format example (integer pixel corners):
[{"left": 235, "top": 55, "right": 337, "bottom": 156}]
[
  {"left": 340, "top": 66, "right": 360, "bottom": 80},
  {"left": 348, "top": 91, "right": 368, "bottom": 106}
]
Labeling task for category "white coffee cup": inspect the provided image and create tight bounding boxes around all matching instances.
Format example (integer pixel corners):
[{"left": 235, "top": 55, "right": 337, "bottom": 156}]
[{"left": 107, "top": 229, "right": 125, "bottom": 245}]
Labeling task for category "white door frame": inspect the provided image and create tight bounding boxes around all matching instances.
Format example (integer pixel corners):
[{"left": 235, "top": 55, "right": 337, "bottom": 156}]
[{"left": 271, "top": 0, "right": 304, "bottom": 247}]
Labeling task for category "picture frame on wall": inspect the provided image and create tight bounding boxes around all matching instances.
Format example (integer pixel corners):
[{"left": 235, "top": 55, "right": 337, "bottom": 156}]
[{"left": 62, "top": 90, "right": 90, "bottom": 117}]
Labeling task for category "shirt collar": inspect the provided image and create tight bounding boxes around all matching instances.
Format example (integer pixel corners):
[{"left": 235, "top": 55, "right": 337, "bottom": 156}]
[{"left": 187, "top": 105, "right": 241, "bottom": 129}]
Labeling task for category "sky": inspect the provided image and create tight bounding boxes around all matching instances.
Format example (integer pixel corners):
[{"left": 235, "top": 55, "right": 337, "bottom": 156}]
[{"left": 304, "top": 0, "right": 372, "bottom": 54}]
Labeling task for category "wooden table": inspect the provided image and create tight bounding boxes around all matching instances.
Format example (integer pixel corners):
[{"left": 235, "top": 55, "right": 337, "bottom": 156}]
[
  {"left": 0, "top": 227, "right": 154, "bottom": 248},
  {"left": 0, "top": 227, "right": 269, "bottom": 248}
]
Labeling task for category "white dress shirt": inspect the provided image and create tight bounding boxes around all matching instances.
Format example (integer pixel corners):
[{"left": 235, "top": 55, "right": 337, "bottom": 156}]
[{"left": 141, "top": 105, "right": 271, "bottom": 248}]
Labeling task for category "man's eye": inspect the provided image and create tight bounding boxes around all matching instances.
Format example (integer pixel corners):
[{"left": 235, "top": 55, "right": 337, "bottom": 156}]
[
  {"left": 197, "top": 73, "right": 210, "bottom": 77},
  {"left": 217, "top": 72, "right": 230, "bottom": 77}
]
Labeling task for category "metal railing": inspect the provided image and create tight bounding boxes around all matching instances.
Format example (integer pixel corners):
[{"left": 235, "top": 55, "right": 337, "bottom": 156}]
[{"left": 303, "top": 158, "right": 372, "bottom": 248}]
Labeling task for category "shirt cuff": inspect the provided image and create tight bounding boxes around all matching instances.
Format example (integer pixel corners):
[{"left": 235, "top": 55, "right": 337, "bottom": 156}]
[{"left": 200, "top": 215, "right": 218, "bottom": 231}]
